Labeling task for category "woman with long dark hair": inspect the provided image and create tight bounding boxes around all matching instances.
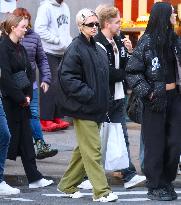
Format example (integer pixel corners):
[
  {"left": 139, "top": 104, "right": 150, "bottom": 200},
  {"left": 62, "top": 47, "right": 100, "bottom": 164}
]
[{"left": 126, "top": 2, "right": 181, "bottom": 201}]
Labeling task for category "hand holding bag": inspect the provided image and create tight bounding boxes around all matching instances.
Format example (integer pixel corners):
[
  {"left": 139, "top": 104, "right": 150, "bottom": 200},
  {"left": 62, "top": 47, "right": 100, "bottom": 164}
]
[{"left": 100, "top": 122, "right": 129, "bottom": 171}]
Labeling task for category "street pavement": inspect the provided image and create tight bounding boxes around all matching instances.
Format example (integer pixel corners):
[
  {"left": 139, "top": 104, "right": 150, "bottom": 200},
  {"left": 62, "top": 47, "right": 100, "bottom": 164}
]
[
  {"left": 4, "top": 122, "right": 142, "bottom": 185},
  {"left": 3, "top": 122, "right": 181, "bottom": 204},
  {"left": 1, "top": 185, "right": 181, "bottom": 205}
]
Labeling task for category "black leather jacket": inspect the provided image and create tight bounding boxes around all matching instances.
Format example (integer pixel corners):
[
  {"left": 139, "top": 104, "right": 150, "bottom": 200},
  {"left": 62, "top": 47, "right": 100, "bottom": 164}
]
[{"left": 126, "top": 33, "right": 181, "bottom": 112}]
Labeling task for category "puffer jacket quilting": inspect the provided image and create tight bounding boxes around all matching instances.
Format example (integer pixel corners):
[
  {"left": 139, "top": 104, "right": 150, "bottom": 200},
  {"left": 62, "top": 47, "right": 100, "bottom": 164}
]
[
  {"left": 21, "top": 29, "right": 51, "bottom": 84},
  {"left": 126, "top": 34, "right": 181, "bottom": 112},
  {"left": 57, "top": 33, "right": 110, "bottom": 122}
]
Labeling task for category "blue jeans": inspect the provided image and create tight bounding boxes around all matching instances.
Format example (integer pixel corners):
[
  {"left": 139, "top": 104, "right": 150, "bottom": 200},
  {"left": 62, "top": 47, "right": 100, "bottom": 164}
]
[
  {"left": 139, "top": 129, "right": 144, "bottom": 173},
  {"left": 30, "top": 89, "right": 44, "bottom": 142},
  {"left": 119, "top": 99, "right": 136, "bottom": 182},
  {"left": 0, "top": 98, "right": 11, "bottom": 183}
]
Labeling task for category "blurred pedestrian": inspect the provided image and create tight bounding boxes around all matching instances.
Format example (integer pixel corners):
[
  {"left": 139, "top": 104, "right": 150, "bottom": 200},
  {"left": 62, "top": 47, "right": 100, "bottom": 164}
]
[
  {"left": 0, "top": 29, "right": 20, "bottom": 194},
  {"left": 35, "top": 0, "right": 72, "bottom": 131}
]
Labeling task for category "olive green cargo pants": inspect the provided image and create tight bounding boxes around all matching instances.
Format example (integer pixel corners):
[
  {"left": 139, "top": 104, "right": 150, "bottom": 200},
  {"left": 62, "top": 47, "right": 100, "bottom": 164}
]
[{"left": 57, "top": 119, "right": 111, "bottom": 199}]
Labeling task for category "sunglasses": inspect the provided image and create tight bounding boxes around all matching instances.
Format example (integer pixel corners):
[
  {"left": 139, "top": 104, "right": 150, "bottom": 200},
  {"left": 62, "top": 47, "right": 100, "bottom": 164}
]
[{"left": 83, "top": 22, "right": 99, "bottom": 28}]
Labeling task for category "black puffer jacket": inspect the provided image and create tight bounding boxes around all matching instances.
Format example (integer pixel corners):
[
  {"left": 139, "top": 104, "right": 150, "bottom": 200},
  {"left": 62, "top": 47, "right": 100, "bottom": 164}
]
[
  {"left": 126, "top": 33, "right": 181, "bottom": 112},
  {"left": 57, "top": 33, "right": 110, "bottom": 123}
]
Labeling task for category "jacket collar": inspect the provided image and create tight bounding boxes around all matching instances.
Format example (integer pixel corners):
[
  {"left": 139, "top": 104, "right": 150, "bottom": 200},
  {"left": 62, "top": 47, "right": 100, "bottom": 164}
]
[
  {"left": 95, "top": 31, "right": 121, "bottom": 47},
  {"left": 49, "top": 0, "right": 61, "bottom": 7},
  {"left": 78, "top": 33, "right": 96, "bottom": 47},
  {"left": 25, "top": 28, "right": 33, "bottom": 35},
  {"left": 95, "top": 31, "right": 110, "bottom": 46},
  {"left": 3, "top": 35, "right": 20, "bottom": 50}
]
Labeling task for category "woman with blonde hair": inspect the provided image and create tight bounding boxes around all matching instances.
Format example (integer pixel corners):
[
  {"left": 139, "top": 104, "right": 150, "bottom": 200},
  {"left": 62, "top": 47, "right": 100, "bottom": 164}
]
[
  {"left": 57, "top": 8, "right": 118, "bottom": 202},
  {"left": 0, "top": 14, "right": 53, "bottom": 189}
]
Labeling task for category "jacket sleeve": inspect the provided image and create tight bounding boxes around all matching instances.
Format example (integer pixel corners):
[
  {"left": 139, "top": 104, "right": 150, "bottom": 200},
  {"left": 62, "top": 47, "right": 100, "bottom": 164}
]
[
  {"left": 109, "top": 37, "right": 128, "bottom": 83},
  {"left": 59, "top": 46, "right": 95, "bottom": 104},
  {"left": 0, "top": 46, "right": 26, "bottom": 104},
  {"left": 35, "top": 34, "right": 51, "bottom": 85},
  {"left": 176, "top": 36, "right": 181, "bottom": 66},
  {"left": 125, "top": 45, "right": 152, "bottom": 98},
  {"left": 109, "top": 66, "right": 125, "bottom": 83},
  {"left": 34, "top": 5, "right": 59, "bottom": 45}
]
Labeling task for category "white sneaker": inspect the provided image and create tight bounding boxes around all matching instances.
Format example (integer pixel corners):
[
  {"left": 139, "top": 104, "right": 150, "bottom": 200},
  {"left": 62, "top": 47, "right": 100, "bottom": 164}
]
[
  {"left": 177, "top": 165, "right": 181, "bottom": 175},
  {"left": 93, "top": 192, "right": 118, "bottom": 202},
  {"left": 57, "top": 188, "right": 83, "bottom": 199},
  {"left": 29, "top": 178, "right": 53, "bottom": 189},
  {"left": 77, "top": 180, "right": 93, "bottom": 190},
  {"left": 0, "top": 181, "right": 20, "bottom": 195},
  {"left": 124, "top": 175, "right": 146, "bottom": 189}
]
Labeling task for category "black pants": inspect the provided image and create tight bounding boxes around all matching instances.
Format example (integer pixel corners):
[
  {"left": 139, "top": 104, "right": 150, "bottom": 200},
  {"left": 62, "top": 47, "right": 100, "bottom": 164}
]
[
  {"left": 142, "top": 89, "right": 181, "bottom": 189},
  {"left": 2, "top": 98, "right": 42, "bottom": 184},
  {"left": 40, "top": 53, "right": 62, "bottom": 120},
  {"left": 21, "top": 152, "right": 42, "bottom": 183},
  {"left": 18, "top": 119, "right": 42, "bottom": 184}
]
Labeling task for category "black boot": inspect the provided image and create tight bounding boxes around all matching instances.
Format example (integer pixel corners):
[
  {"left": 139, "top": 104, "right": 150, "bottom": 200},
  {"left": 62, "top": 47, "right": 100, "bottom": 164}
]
[
  {"left": 166, "top": 183, "right": 177, "bottom": 200},
  {"left": 147, "top": 187, "right": 173, "bottom": 201},
  {"left": 35, "top": 140, "right": 58, "bottom": 160}
]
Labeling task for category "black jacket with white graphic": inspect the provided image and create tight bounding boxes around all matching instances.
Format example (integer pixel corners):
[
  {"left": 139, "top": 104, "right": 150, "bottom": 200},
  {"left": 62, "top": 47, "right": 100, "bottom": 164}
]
[{"left": 126, "top": 33, "right": 181, "bottom": 112}]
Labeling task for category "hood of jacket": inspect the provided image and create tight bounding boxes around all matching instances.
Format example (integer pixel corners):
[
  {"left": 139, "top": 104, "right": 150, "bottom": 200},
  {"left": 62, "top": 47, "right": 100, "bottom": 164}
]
[
  {"left": 49, "top": 0, "right": 61, "bottom": 6},
  {"left": 41, "top": 0, "right": 62, "bottom": 6}
]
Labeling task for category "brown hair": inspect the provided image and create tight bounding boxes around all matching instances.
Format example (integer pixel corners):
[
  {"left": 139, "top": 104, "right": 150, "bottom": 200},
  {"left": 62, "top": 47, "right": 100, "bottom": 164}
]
[
  {"left": 13, "top": 8, "right": 32, "bottom": 28},
  {"left": 0, "top": 13, "right": 24, "bottom": 35},
  {"left": 95, "top": 5, "right": 119, "bottom": 29}
]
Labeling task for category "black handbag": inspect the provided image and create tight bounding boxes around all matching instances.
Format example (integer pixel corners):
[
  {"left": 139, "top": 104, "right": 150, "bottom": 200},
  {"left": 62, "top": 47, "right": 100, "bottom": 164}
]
[
  {"left": 126, "top": 91, "right": 143, "bottom": 124},
  {"left": 12, "top": 70, "right": 30, "bottom": 89},
  {"left": 12, "top": 49, "right": 30, "bottom": 89}
]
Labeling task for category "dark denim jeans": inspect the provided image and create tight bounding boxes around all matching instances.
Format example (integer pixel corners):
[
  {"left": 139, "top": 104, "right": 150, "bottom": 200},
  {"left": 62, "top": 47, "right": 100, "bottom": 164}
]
[
  {"left": 119, "top": 99, "right": 136, "bottom": 182},
  {"left": 107, "top": 98, "right": 136, "bottom": 182},
  {"left": 30, "top": 89, "right": 44, "bottom": 142},
  {"left": 0, "top": 98, "right": 11, "bottom": 182},
  {"left": 139, "top": 129, "right": 144, "bottom": 173}
]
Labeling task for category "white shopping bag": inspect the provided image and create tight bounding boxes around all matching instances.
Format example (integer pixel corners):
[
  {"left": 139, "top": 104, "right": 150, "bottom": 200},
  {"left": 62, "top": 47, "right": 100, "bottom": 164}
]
[{"left": 100, "top": 122, "right": 129, "bottom": 171}]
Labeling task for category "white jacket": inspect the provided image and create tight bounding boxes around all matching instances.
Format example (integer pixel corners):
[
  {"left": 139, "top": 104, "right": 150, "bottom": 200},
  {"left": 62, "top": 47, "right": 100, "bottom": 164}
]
[{"left": 34, "top": 0, "right": 72, "bottom": 55}]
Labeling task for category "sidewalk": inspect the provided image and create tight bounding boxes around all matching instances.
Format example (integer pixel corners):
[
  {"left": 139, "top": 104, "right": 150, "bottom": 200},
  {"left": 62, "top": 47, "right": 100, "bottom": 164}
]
[{"left": 4, "top": 122, "right": 181, "bottom": 186}]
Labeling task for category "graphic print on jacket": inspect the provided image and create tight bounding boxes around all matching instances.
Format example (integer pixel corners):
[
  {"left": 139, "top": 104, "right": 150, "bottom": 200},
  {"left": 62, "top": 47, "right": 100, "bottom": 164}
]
[{"left": 57, "top": 14, "right": 68, "bottom": 27}]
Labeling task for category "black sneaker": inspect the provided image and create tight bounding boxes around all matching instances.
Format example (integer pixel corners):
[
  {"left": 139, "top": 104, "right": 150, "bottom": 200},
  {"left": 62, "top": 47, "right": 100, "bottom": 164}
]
[
  {"left": 35, "top": 140, "right": 58, "bottom": 160},
  {"left": 166, "top": 183, "right": 177, "bottom": 200},
  {"left": 147, "top": 188, "right": 173, "bottom": 201}
]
